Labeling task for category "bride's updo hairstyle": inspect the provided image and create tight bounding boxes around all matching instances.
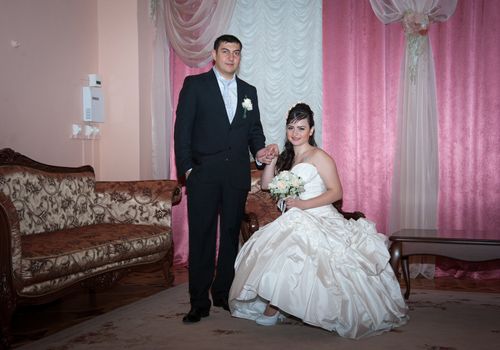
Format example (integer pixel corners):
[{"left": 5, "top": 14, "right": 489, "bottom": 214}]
[{"left": 276, "top": 103, "right": 317, "bottom": 172}]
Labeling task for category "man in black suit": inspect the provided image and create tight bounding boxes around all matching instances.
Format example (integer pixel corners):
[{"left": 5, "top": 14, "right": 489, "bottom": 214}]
[{"left": 174, "top": 34, "right": 277, "bottom": 323}]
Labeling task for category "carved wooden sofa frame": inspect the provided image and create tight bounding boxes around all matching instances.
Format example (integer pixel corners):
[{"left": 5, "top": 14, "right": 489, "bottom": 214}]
[{"left": 0, "top": 148, "right": 181, "bottom": 348}]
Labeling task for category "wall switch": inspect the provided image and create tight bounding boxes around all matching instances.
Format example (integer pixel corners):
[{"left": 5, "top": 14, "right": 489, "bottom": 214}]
[
  {"left": 71, "top": 124, "right": 82, "bottom": 138},
  {"left": 71, "top": 123, "right": 100, "bottom": 140}
]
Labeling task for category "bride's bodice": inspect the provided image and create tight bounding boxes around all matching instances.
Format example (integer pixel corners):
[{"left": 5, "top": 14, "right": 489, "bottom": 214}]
[
  {"left": 291, "top": 163, "right": 337, "bottom": 217},
  {"left": 291, "top": 163, "right": 325, "bottom": 200}
]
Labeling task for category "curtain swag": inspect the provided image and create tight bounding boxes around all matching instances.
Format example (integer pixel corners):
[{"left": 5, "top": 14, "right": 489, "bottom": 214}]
[{"left": 164, "top": 0, "right": 236, "bottom": 67}]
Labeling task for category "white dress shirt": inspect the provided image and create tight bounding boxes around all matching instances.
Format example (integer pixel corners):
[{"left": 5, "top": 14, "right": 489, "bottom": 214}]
[{"left": 213, "top": 67, "right": 237, "bottom": 122}]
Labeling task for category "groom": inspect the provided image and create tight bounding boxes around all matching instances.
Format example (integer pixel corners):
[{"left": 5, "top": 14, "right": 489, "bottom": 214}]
[{"left": 174, "top": 34, "right": 277, "bottom": 323}]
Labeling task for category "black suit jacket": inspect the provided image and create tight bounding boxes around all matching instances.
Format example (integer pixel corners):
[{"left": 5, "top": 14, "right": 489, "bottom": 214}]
[{"left": 174, "top": 69, "right": 266, "bottom": 190}]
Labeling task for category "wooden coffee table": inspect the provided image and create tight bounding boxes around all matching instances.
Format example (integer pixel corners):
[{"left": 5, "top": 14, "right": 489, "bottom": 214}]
[{"left": 389, "top": 229, "right": 500, "bottom": 299}]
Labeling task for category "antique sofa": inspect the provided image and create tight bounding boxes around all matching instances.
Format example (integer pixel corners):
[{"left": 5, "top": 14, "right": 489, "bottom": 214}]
[
  {"left": 0, "top": 148, "right": 181, "bottom": 348},
  {"left": 241, "top": 164, "right": 366, "bottom": 242}
]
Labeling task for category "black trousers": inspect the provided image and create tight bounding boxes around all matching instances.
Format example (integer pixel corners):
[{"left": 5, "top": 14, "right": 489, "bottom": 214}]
[{"left": 186, "top": 167, "right": 248, "bottom": 310}]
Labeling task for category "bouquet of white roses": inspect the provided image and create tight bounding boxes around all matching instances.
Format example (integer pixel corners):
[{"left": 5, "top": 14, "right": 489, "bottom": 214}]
[{"left": 268, "top": 170, "right": 305, "bottom": 213}]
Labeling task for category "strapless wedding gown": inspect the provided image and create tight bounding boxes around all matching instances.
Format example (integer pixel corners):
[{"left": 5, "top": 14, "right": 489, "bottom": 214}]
[{"left": 229, "top": 163, "right": 408, "bottom": 339}]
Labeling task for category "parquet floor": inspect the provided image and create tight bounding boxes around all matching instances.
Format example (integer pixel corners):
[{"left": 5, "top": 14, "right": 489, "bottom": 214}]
[{"left": 9, "top": 265, "right": 500, "bottom": 348}]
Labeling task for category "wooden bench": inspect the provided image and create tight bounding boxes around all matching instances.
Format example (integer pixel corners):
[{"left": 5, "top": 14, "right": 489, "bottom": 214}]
[{"left": 389, "top": 229, "right": 500, "bottom": 299}]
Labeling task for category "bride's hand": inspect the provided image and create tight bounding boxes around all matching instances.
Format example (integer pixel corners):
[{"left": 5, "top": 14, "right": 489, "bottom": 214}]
[{"left": 285, "top": 197, "right": 305, "bottom": 210}]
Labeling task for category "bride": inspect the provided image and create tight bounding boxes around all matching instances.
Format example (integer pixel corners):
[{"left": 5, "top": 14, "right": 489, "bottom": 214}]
[{"left": 228, "top": 103, "right": 408, "bottom": 339}]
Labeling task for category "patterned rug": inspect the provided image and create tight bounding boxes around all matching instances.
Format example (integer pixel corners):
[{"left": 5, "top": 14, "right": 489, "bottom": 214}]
[{"left": 17, "top": 284, "right": 500, "bottom": 350}]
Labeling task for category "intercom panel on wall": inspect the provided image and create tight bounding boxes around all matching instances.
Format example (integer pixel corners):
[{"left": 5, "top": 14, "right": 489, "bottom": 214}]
[{"left": 82, "top": 86, "right": 104, "bottom": 122}]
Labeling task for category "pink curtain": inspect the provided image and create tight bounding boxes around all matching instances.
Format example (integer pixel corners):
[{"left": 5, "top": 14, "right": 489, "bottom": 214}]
[
  {"left": 323, "top": 0, "right": 500, "bottom": 277},
  {"left": 433, "top": 0, "right": 500, "bottom": 278},
  {"left": 169, "top": 50, "right": 211, "bottom": 265},
  {"left": 323, "top": 0, "right": 403, "bottom": 234},
  {"left": 434, "top": 0, "right": 500, "bottom": 234}
]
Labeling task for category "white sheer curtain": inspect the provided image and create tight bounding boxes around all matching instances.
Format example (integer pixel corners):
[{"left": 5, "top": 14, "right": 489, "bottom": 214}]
[
  {"left": 370, "top": 0, "right": 457, "bottom": 278},
  {"left": 150, "top": 0, "right": 171, "bottom": 179},
  {"left": 227, "top": 0, "right": 323, "bottom": 149}
]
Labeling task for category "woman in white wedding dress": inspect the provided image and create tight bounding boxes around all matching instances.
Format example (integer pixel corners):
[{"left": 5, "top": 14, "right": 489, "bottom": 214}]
[{"left": 229, "top": 103, "right": 408, "bottom": 339}]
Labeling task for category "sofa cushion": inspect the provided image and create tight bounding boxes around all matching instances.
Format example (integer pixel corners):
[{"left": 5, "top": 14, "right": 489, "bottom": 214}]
[
  {"left": 0, "top": 166, "right": 96, "bottom": 235},
  {"left": 19, "top": 223, "right": 171, "bottom": 292}
]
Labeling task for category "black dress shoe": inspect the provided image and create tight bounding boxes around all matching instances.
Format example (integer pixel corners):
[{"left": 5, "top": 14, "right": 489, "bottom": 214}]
[
  {"left": 182, "top": 307, "right": 210, "bottom": 323},
  {"left": 213, "top": 298, "right": 230, "bottom": 311}
]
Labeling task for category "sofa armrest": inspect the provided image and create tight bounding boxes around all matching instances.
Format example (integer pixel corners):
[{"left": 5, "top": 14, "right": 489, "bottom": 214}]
[
  {"left": 93, "top": 180, "right": 182, "bottom": 227},
  {"left": 333, "top": 199, "right": 366, "bottom": 221},
  {"left": 240, "top": 189, "right": 281, "bottom": 243}
]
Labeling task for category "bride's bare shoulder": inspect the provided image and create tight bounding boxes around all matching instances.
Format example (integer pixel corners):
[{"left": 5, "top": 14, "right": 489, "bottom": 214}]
[{"left": 310, "top": 147, "right": 335, "bottom": 164}]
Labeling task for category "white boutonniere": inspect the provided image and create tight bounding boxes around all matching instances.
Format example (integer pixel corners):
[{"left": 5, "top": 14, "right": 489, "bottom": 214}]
[{"left": 242, "top": 97, "right": 253, "bottom": 119}]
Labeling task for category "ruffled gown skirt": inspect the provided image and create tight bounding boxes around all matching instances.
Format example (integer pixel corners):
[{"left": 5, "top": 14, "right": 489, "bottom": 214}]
[{"left": 229, "top": 206, "right": 409, "bottom": 339}]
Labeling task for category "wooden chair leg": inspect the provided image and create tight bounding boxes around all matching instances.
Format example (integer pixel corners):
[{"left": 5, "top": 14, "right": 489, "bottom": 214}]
[
  {"left": 0, "top": 281, "right": 16, "bottom": 350},
  {"left": 161, "top": 249, "right": 175, "bottom": 287},
  {"left": 389, "top": 241, "right": 402, "bottom": 280}
]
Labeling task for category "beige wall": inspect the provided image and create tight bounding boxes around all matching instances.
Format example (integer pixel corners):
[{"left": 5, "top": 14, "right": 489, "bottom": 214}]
[
  {"left": 0, "top": 0, "right": 155, "bottom": 181},
  {"left": 138, "top": 0, "right": 154, "bottom": 181}
]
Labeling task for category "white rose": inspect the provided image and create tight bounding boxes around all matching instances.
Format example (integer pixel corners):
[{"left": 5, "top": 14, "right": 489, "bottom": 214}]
[{"left": 242, "top": 98, "right": 253, "bottom": 111}]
